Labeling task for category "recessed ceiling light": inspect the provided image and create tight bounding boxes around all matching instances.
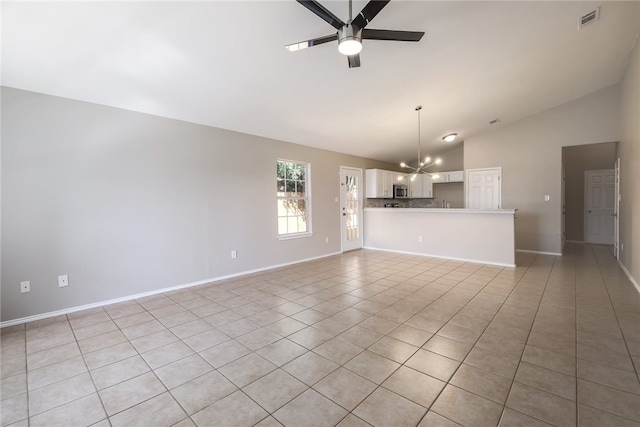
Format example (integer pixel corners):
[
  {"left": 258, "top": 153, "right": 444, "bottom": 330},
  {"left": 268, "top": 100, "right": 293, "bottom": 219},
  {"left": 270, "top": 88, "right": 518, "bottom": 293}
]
[{"left": 442, "top": 133, "right": 457, "bottom": 142}]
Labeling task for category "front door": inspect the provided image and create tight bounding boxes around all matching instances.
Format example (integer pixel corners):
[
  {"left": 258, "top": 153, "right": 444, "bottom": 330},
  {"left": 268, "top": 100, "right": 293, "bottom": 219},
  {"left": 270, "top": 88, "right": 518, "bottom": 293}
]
[
  {"left": 340, "top": 167, "right": 363, "bottom": 252},
  {"left": 466, "top": 167, "right": 502, "bottom": 209},
  {"left": 585, "top": 169, "right": 615, "bottom": 244}
]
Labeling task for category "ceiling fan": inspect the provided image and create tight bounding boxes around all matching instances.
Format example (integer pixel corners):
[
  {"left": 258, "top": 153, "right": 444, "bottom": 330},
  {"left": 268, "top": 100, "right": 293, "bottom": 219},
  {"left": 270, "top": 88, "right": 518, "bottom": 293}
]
[{"left": 285, "top": 0, "right": 424, "bottom": 68}]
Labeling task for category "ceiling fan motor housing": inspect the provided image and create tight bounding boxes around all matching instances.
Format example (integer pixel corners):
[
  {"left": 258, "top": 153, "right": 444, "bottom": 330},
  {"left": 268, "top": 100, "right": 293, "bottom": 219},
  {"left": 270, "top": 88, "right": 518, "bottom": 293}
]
[{"left": 338, "top": 24, "right": 363, "bottom": 55}]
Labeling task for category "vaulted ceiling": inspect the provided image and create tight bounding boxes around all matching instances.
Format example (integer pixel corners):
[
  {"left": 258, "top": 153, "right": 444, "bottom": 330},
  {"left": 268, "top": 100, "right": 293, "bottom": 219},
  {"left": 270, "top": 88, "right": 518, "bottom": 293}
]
[{"left": 2, "top": 1, "right": 639, "bottom": 163}]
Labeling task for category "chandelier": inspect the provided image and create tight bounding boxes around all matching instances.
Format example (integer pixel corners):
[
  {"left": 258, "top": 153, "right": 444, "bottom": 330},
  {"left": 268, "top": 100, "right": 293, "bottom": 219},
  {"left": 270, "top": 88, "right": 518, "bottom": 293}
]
[{"left": 398, "top": 105, "right": 441, "bottom": 182}]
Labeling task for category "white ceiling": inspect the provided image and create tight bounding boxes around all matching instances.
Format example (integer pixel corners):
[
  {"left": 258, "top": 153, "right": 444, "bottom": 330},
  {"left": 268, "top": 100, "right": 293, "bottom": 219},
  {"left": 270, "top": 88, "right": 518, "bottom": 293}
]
[{"left": 2, "top": 1, "right": 639, "bottom": 164}]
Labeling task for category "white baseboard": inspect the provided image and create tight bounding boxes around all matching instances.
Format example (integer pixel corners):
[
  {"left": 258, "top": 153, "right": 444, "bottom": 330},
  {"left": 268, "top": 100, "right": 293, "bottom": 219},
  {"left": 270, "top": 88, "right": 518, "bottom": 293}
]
[
  {"left": 0, "top": 251, "right": 342, "bottom": 328},
  {"left": 618, "top": 260, "right": 640, "bottom": 295},
  {"left": 363, "top": 246, "right": 516, "bottom": 268},
  {"left": 515, "top": 249, "right": 563, "bottom": 256}
]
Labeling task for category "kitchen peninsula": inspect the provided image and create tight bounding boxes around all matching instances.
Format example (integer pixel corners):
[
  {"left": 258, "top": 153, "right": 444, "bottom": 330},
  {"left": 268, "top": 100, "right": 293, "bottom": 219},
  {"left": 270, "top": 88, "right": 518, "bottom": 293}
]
[{"left": 364, "top": 208, "right": 516, "bottom": 267}]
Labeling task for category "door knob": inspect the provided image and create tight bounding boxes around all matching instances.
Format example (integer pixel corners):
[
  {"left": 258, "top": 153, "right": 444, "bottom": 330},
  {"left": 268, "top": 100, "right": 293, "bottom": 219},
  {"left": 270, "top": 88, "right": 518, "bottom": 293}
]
[{"left": 588, "top": 210, "right": 592, "bottom": 213}]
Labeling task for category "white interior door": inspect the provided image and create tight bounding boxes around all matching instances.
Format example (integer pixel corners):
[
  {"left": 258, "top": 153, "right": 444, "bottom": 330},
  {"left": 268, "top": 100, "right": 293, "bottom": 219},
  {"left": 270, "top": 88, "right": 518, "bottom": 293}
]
[
  {"left": 340, "top": 167, "right": 363, "bottom": 252},
  {"left": 466, "top": 168, "right": 502, "bottom": 209},
  {"left": 562, "top": 163, "right": 566, "bottom": 250},
  {"left": 585, "top": 169, "right": 615, "bottom": 244},
  {"left": 614, "top": 158, "right": 620, "bottom": 258}
]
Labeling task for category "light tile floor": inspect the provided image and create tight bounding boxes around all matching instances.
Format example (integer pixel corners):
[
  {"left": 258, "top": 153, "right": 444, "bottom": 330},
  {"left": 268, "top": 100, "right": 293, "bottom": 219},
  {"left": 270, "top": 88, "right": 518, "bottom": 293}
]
[{"left": 1, "top": 243, "right": 639, "bottom": 426}]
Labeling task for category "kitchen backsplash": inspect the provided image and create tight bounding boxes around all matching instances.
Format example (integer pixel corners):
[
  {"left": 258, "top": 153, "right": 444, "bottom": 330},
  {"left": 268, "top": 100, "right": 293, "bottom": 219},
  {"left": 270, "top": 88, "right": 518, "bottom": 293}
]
[{"left": 365, "top": 198, "right": 439, "bottom": 208}]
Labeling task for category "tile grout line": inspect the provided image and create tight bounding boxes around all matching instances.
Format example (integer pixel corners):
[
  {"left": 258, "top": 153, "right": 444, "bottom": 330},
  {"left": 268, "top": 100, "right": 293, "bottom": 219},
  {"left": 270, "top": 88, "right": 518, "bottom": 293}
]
[
  {"left": 591, "top": 245, "right": 640, "bottom": 380},
  {"left": 71, "top": 311, "right": 116, "bottom": 426},
  {"left": 403, "top": 258, "right": 531, "bottom": 426},
  {"left": 494, "top": 252, "right": 558, "bottom": 427},
  {"left": 261, "top": 257, "right": 493, "bottom": 425}
]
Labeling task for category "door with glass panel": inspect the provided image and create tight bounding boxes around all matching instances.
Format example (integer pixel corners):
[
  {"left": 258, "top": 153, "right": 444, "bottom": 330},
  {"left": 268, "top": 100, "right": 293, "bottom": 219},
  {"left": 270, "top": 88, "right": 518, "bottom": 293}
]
[{"left": 340, "top": 167, "right": 363, "bottom": 252}]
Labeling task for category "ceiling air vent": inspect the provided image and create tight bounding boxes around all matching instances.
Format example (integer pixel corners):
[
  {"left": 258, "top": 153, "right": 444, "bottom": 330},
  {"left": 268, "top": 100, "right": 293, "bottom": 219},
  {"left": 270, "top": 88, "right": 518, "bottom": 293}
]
[
  {"left": 579, "top": 7, "right": 600, "bottom": 29},
  {"left": 488, "top": 118, "right": 501, "bottom": 125}
]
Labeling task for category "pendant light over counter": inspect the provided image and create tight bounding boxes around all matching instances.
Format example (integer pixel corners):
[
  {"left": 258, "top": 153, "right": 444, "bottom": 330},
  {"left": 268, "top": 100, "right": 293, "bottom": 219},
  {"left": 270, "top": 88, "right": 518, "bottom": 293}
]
[{"left": 398, "top": 106, "right": 442, "bottom": 182}]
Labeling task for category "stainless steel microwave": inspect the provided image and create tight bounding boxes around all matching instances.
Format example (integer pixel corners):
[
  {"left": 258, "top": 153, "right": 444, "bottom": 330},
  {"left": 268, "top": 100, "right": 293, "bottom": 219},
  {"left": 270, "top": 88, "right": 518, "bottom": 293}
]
[{"left": 393, "top": 184, "right": 408, "bottom": 198}]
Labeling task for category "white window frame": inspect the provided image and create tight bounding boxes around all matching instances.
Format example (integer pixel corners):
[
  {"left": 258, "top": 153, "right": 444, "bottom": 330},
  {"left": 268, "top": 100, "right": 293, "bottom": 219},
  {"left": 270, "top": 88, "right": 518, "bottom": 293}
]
[{"left": 276, "top": 159, "right": 312, "bottom": 240}]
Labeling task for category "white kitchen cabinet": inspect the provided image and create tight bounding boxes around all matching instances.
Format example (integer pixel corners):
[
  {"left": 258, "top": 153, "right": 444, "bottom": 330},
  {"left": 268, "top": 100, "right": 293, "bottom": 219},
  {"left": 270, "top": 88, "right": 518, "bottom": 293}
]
[
  {"left": 406, "top": 174, "right": 434, "bottom": 198},
  {"left": 448, "top": 171, "right": 464, "bottom": 182},
  {"left": 433, "top": 170, "right": 464, "bottom": 183},
  {"left": 366, "top": 169, "right": 396, "bottom": 198},
  {"left": 367, "top": 169, "right": 437, "bottom": 198},
  {"left": 422, "top": 175, "right": 434, "bottom": 198},
  {"left": 408, "top": 175, "right": 422, "bottom": 198},
  {"left": 384, "top": 170, "right": 397, "bottom": 194}
]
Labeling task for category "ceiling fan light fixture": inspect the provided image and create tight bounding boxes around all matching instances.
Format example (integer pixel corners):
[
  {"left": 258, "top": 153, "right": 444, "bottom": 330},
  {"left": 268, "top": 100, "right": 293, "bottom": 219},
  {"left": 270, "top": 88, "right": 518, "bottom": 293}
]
[
  {"left": 443, "top": 133, "right": 457, "bottom": 142},
  {"left": 338, "top": 39, "right": 362, "bottom": 55},
  {"left": 338, "top": 24, "right": 362, "bottom": 56}
]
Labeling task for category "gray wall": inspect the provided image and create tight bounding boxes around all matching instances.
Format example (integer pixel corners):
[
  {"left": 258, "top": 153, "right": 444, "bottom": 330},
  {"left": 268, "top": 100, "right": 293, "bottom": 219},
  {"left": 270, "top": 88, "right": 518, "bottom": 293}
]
[
  {"left": 1, "top": 88, "right": 394, "bottom": 322},
  {"left": 430, "top": 144, "right": 464, "bottom": 172},
  {"left": 618, "top": 35, "right": 640, "bottom": 286},
  {"left": 464, "top": 85, "right": 620, "bottom": 254},
  {"left": 430, "top": 144, "right": 465, "bottom": 208},
  {"left": 563, "top": 142, "right": 617, "bottom": 242}
]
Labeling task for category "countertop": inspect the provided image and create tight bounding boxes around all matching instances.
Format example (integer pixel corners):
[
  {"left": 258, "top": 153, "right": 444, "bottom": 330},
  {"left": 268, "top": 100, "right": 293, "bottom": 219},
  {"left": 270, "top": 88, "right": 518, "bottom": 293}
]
[{"left": 364, "top": 208, "right": 517, "bottom": 215}]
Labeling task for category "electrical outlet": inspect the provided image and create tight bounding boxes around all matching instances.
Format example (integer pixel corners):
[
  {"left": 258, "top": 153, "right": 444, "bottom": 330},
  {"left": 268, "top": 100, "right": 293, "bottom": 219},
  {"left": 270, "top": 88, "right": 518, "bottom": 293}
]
[
  {"left": 58, "top": 275, "right": 69, "bottom": 287},
  {"left": 21, "top": 281, "right": 30, "bottom": 293},
  {"left": 418, "top": 236, "right": 423, "bottom": 242},
  {"left": 544, "top": 195, "right": 550, "bottom": 202},
  {"left": 231, "top": 250, "right": 237, "bottom": 259},
  {"left": 325, "top": 237, "right": 329, "bottom": 243}
]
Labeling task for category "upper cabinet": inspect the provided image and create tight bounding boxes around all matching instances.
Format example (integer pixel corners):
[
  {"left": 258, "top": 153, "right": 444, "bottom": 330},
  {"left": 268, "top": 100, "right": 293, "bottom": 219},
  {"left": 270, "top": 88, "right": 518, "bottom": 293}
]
[
  {"left": 366, "top": 169, "right": 397, "bottom": 198},
  {"left": 409, "top": 174, "right": 433, "bottom": 198},
  {"left": 432, "top": 170, "right": 464, "bottom": 183},
  {"left": 366, "top": 169, "right": 434, "bottom": 198},
  {"left": 422, "top": 175, "right": 434, "bottom": 198}
]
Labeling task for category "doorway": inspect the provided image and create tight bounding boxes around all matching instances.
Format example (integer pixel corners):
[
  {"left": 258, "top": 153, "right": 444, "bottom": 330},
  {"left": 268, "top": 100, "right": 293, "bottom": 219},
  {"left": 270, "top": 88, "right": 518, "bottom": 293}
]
[
  {"left": 339, "top": 167, "right": 363, "bottom": 252},
  {"left": 562, "top": 142, "right": 617, "bottom": 246}
]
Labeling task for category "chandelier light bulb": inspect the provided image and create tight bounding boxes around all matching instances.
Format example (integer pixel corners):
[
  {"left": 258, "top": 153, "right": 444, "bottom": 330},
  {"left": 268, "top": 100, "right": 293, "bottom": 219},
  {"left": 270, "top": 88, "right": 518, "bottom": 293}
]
[{"left": 397, "top": 104, "right": 444, "bottom": 181}]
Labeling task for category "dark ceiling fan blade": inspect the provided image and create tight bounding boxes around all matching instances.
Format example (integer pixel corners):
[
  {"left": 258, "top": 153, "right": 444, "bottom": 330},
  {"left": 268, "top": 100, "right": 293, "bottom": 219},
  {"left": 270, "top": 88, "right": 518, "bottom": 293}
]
[
  {"left": 297, "top": 0, "right": 345, "bottom": 30},
  {"left": 348, "top": 54, "right": 361, "bottom": 68},
  {"left": 362, "top": 28, "right": 424, "bottom": 42},
  {"left": 285, "top": 34, "right": 338, "bottom": 51},
  {"left": 351, "top": 0, "right": 390, "bottom": 30}
]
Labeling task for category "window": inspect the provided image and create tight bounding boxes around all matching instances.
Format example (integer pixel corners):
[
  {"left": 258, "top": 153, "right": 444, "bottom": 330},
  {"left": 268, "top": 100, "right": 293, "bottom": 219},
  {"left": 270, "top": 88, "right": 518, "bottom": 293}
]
[{"left": 277, "top": 159, "right": 311, "bottom": 237}]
